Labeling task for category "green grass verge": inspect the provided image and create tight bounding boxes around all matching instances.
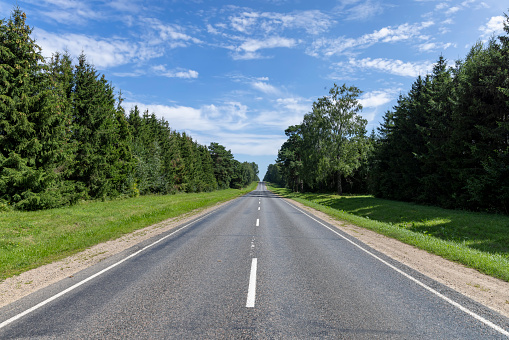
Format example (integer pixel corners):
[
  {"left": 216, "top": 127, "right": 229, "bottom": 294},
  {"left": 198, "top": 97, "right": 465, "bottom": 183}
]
[
  {"left": 268, "top": 184, "right": 509, "bottom": 282},
  {"left": 0, "top": 183, "right": 257, "bottom": 281}
]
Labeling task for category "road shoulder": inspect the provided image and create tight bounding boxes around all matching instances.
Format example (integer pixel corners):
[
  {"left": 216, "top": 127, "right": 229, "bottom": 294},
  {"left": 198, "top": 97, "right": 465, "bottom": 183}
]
[
  {"left": 0, "top": 201, "right": 231, "bottom": 308},
  {"left": 283, "top": 197, "right": 509, "bottom": 319}
]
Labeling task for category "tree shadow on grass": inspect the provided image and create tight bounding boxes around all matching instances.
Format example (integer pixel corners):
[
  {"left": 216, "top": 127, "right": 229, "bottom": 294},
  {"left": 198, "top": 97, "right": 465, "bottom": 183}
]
[{"left": 303, "top": 194, "right": 509, "bottom": 258}]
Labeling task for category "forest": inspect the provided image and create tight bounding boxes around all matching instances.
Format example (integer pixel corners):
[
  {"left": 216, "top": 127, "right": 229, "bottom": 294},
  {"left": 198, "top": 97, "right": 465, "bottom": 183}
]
[
  {"left": 267, "top": 12, "right": 509, "bottom": 214},
  {"left": 0, "top": 8, "right": 258, "bottom": 211}
]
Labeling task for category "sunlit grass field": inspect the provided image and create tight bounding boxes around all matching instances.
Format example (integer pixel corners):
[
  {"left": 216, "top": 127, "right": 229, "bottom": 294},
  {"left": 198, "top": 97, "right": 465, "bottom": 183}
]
[
  {"left": 0, "top": 183, "right": 257, "bottom": 280},
  {"left": 268, "top": 185, "right": 509, "bottom": 282}
]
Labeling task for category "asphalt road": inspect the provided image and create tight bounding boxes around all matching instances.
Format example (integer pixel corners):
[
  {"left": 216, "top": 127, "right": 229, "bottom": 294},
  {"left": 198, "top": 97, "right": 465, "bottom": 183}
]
[{"left": 1, "top": 182, "right": 508, "bottom": 339}]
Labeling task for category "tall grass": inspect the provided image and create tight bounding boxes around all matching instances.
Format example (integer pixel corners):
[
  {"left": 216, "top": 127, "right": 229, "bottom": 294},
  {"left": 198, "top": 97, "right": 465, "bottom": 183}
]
[
  {"left": 268, "top": 185, "right": 509, "bottom": 282},
  {"left": 0, "top": 184, "right": 257, "bottom": 280}
]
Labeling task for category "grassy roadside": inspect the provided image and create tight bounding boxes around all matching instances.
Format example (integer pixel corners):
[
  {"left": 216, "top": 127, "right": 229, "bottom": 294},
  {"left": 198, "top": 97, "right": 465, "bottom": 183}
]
[
  {"left": 268, "top": 184, "right": 509, "bottom": 283},
  {"left": 0, "top": 183, "right": 257, "bottom": 281}
]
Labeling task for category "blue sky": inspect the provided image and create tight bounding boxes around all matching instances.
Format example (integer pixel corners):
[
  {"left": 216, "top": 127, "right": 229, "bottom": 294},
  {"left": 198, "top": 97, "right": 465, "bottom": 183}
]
[{"left": 1, "top": 0, "right": 507, "bottom": 177}]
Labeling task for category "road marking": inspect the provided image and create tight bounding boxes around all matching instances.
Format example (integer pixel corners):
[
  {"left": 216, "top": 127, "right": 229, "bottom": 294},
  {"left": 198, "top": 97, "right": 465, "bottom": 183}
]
[
  {"left": 0, "top": 209, "right": 219, "bottom": 330},
  {"left": 282, "top": 200, "right": 509, "bottom": 337},
  {"left": 256, "top": 219, "right": 259, "bottom": 226},
  {"left": 258, "top": 207, "right": 260, "bottom": 211},
  {"left": 246, "top": 258, "right": 258, "bottom": 308}
]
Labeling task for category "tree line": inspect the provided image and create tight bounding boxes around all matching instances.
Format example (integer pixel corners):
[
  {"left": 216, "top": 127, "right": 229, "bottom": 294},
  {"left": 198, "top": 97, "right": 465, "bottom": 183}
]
[
  {"left": 0, "top": 8, "right": 258, "bottom": 211},
  {"left": 267, "top": 12, "right": 509, "bottom": 214}
]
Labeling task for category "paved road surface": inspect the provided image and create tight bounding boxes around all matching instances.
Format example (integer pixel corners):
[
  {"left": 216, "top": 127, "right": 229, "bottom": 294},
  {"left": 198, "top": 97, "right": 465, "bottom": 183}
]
[{"left": 1, "top": 182, "right": 508, "bottom": 339}]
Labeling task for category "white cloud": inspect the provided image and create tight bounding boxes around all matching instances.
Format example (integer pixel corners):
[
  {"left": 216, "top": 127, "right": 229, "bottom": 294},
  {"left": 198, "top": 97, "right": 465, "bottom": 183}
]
[
  {"left": 251, "top": 81, "right": 281, "bottom": 95},
  {"left": 152, "top": 65, "right": 199, "bottom": 79},
  {"left": 344, "top": 0, "right": 383, "bottom": 21},
  {"left": 143, "top": 18, "right": 202, "bottom": 47},
  {"left": 239, "top": 36, "right": 296, "bottom": 52},
  {"left": 276, "top": 97, "right": 311, "bottom": 114},
  {"left": 215, "top": 133, "right": 287, "bottom": 156},
  {"left": 252, "top": 96, "right": 311, "bottom": 130},
  {"left": 418, "top": 41, "right": 454, "bottom": 52},
  {"left": 308, "top": 21, "right": 433, "bottom": 57},
  {"left": 233, "top": 36, "right": 297, "bottom": 59},
  {"left": 225, "top": 9, "right": 333, "bottom": 36},
  {"left": 230, "top": 11, "right": 259, "bottom": 33},
  {"left": 28, "top": 0, "right": 100, "bottom": 25},
  {"left": 337, "top": 57, "right": 434, "bottom": 77},
  {"left": 359, "top": 90, "right": 395, "bottom": 108},
  {"left": 123, "top": 101, "right": 288, "bottom": 156},
  {"left": 34, "top": 28, "right": 161, "bottom": 69},
  {"left": 479, "top": 15, "right": 505, "bottom": 38},
  {"left": 262, "top": 10, "right": 334, "bottom": 35},
  {"left": 358, "top": 89, "right": 402, "bottom": 122},
  {"left": 124, "top": 101, "right": 249, "bottom": 134},
  {"left": 446, "top": 6, "right": 461, "bottom": 15}
]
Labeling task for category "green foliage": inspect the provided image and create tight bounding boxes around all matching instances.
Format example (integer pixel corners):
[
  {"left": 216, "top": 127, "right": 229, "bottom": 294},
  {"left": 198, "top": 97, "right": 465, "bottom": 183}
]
[
  {"left": 70, "top": 54, "right": 135, "bottom": 199},
  {"left": 371, "top": 15, "right": 509, "bottom": 214},
  {"left": 263, "top": 163, "right": 283, "bottom": 185},
  {"left": 0, "top": 8, "right": 76, "bottom": 210},
  {"left": 209, "top": 142, "right": 235, "bottom": 189},
  {"left": 277, "top": 83, "right": 370, "bottom": 194},
  {"left": 0, "top": 7, "right": 257, "bottom": 211}
]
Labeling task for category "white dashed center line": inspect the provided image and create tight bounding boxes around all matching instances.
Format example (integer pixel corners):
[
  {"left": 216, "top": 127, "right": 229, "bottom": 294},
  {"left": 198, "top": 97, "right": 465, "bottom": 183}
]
[{"left": 246, "top": 258, "right": 258, "bottom": 308}]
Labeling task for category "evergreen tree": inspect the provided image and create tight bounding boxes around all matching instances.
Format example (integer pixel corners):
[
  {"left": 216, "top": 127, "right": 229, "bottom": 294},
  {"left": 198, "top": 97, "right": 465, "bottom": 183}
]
[
  {"left": 197, "top": 143, "right": 217, "bottom": 192},
  {"left": 276, "top": 125, "right": 304, "bottom": 191},
  {"left": 209, "top": 142, "right": 234, "bottom": 189},
  {"left": 0, "top": 8, "right": 75, "bottom": 210},
  {"left": 263, "top": 164, "right": 283, "bottom": 185},
  {"left": 418, "top": 56, "right": 456, "bottom": 206},
  {"left": 71, "top": 54, "right": 133, "bottom": 199}
]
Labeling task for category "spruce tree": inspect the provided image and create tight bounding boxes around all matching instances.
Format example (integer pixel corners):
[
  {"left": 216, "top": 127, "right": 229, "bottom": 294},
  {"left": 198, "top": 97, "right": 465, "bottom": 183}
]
[
  {"left": 71, "top": 54, "right": 133, "bottom": 199},
  {"left": 0, "top": 8, "right": 74, "bottom": 210}
]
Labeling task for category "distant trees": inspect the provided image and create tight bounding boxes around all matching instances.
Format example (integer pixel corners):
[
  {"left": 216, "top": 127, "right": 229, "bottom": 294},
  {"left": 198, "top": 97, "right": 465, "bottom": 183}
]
[
  {"left": 263, "top": 163, "right": 283, "bottom": 185},
  {"left": 0, "top": 8, "right": 258, "bottom": 211},
  {"left": 208, "top": 142, "right": 258, "bottom": 189}
]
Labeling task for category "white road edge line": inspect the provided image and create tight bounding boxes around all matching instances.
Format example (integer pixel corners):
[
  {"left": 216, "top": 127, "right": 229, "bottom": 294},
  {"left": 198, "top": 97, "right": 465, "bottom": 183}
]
[
  {"left": 0, "top": 209, "right": 218, "bottom": 330},
  {"left": 282, "top": 200, "right": 509, "bottom": 337},
  {"left": 246, "top": 258, "right": 258, "bottom": 308}
]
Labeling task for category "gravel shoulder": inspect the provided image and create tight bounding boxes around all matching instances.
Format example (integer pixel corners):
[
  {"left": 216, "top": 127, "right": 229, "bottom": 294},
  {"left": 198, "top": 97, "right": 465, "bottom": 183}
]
[{"left": 1, "top": 197, "right": 508, "bottom": 319}]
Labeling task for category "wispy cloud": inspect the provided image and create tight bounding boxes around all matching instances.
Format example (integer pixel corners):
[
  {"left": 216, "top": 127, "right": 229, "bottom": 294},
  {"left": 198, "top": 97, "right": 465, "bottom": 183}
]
[
  {"left": 308, "top": 21, "right": 434, "bottom": 57},
  {"left": 223, "top": 9, "right": 333, "bottom": 36},
  {"left": 152, "top": 65, "right": 199, "bottom": 79},
  {"left": 251, "top": 81, "right": 282, "bottom": 95},
  {"left": 125, "top": 101, "right": 249, "bottom": 134},
  {"left": 343, "top": 0, "right": 384, "bottom": 21},
  {"left": 25, "top": 0, "right": 101, "bottom": 25},
  {"left": 205, "top": 7, "right": 333, "bottom": 59},
  {"left": 418, "top": 41, "right": 454, "bottom": 52},
  {"left": 143, "top": 18, "right": 202, "bottom": 48},
  {"left": 335, "top": 57, "right": 434, "bottom": 77},
  {"left": 233, "top": 36, "right": 297, "bottom": 59},
  {"left": 436, "top": 0, "right": 477, "bottom": 17},
  {"left": 33, "top": 28, "right": 162, "bottom": 68}
]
